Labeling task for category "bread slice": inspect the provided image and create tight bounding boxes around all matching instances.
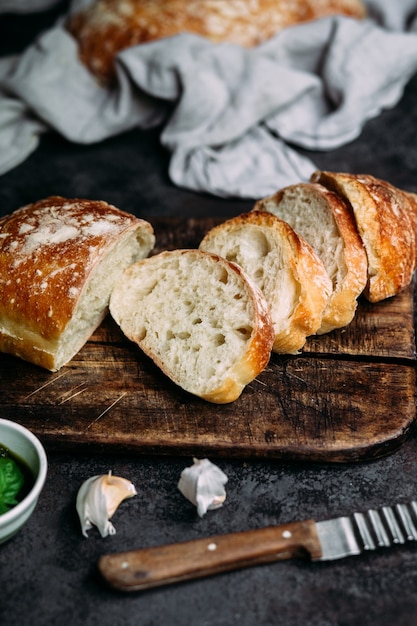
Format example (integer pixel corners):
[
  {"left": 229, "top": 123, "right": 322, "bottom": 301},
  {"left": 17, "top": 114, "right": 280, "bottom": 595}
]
[
  {"left": 199, "top": 211, "right": 332, "bottom": 353},
  {"left": 311, "top": 171, "right": 416, "bottom": 302},
  {"left": 254, "top": 182, "right": 368, "bottom": 334},
  {"left": 0, "top": 196, "right": 155, "bottom": 371},
  {"left": 109, "top": 249, "right": 275, "bottom": 403},
  {"left": 402, "top": 190, "right": 417, "bottom": 270},
  {"left": 67, "top": 0, "right": 367, "bottom": 84}
]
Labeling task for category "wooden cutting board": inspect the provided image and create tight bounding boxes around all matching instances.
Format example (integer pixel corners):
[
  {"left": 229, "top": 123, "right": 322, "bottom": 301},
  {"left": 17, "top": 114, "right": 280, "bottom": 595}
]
[{"left": 0, "top": 218, "right": 415, "bottom": 463}]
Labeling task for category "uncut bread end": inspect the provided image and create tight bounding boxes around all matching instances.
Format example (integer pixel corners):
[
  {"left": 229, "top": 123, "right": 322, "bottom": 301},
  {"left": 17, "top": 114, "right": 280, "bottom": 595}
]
[
  {"left": 254, "top": 183, "right": 368, "bottom": 334},
  {"left": 200, "top": 211, "right": 332, "bottom": 353},
  {"left": 402, "top": 190, "right": 417, "bottom": 270},
  {"left": 109, "top": 249, "right": 275, "bottom": 404},
  {"left": 311, "top": 171, "right": 416, "bottom": 303},
  {"left": 0, "top": 197, "right": 155, "bottom": 371}
]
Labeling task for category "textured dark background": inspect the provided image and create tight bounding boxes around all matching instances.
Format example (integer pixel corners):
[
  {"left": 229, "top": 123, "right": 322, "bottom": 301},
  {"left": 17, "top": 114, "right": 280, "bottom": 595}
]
[{"left": 1, "top": 6, "right": 417, "bottom": 626}]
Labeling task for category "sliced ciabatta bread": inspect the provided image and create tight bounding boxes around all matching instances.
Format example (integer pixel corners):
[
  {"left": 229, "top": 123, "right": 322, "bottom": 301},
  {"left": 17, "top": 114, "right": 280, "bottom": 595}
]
[
  {"left": 109, "top": 249, "right": 274, "bottom": 403},
  {"left": 199, "top": 211, "right": 332, "bottom": 353},
  {"left": 311, "top": 171, "right": 416, "bottom": 302},
  {"left": 254, "top": 182, "right": 368, "bottom": 334},
  {"left": 0, "top": 196, "right": 155, "bottom": 371}
]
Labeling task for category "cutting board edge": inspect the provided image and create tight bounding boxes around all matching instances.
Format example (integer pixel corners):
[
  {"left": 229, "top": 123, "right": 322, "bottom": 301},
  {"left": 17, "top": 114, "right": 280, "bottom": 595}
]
[{"left": 30, "top": 419, "right": 415, "bottom": 464}]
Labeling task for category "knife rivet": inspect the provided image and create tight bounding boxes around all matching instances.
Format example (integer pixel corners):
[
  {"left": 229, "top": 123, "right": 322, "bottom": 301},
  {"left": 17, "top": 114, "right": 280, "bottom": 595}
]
[
  {"left": 207, "top": 543, "right": 217, "bottom": 551},
  {"left": 121, "top": 561, "right": 129, "bottom": 569},
  {"left": 282, "top": 530, "right": 292, "bottom": 539}
]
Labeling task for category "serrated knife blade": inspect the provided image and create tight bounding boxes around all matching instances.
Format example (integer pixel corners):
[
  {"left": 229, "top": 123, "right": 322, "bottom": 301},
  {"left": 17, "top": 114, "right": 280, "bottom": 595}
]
[
  {"left": 316, "top": 501, "right": 417, "bottom": 560},
  {"left": 98, "top": 501, "right": 417, "bottom": 592}
]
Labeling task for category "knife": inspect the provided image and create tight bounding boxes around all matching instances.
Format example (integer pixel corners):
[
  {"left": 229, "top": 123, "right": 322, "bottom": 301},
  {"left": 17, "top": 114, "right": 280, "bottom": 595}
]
[{"left": 98, "top": 500, "right": 417, "bottom": 592}]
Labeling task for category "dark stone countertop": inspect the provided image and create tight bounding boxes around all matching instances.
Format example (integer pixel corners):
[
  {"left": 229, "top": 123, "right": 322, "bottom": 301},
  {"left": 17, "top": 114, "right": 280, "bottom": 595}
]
[{"left": 1, "top": 8, "right": 417, "bottom": 626}]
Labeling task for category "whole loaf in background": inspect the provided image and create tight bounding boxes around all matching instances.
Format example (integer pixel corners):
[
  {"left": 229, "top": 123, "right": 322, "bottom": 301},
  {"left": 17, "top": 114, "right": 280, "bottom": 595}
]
[{"left": 67, "top": 0, "right": 367, "bottom": 83}]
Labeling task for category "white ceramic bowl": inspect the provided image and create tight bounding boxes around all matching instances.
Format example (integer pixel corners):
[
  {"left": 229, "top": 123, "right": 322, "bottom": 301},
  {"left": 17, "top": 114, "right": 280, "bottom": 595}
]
[{"left": 0, "top": 418, "right": 47, "bottom": 544}]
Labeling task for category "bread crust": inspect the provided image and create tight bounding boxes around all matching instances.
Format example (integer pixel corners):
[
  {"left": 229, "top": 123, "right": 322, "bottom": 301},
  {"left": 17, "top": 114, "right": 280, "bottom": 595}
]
[
  {"left": 199, "top": 210, "right": 332, "bottom": 353},
  {"left": 67, "top": 0, "right": 366, "bottom": 83},
  {"left": 0, "top": 196, "right": 155, "bottom": 370},
  {"left": 402, "top": 190, "right": 417, "bottom": 270},
  {"left": 109, "top": 249, "right": 275, "bottom": 403},
  {"left": 312, "top": 171, "right": 416, "bottom": 302},
  {"left": 255, "top": 182, "right": 368, "bottom": 333}
]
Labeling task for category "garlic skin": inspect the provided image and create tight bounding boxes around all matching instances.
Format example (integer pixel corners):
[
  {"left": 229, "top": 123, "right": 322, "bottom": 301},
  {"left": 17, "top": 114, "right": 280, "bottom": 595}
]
[
  {"left": 76, "top": 471, "right": 137, "bottom": 538},
  {"left": 178, "top": 458, "right": 228, "bottom": 517}
]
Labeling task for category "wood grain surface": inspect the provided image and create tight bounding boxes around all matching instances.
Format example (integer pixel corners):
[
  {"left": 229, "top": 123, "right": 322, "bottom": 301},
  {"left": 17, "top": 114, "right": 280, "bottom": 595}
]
[{"left": 0, "top": 217, "right": 415, "bottom": 462}]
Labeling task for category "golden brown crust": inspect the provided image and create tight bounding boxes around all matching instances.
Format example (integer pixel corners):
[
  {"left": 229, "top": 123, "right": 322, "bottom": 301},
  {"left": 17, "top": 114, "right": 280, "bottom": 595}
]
[
  {"left": 67, "top": 0, "right": 367, "bottom": 83},
  {"left": 199, "top": 210, "right": 332, "bottom": 353},
  {"left": 266, "top": 214, "right": 332, "bottom": 352},
  {"left": 255, "top": 182, "right": 368, "bottom": 333},
  {"left": 402, "top": 190, "right": 417, "bottom": 270},
  {"left": 0, "top": 196, "right": 154, "bottom": 370},
  {"left": 0, "top": 332, "right": 52, "bottom": 372},
  {"left": 109, "top": 249, "right": 275, "bottom": 403},
  {"left": 311, "top": 171, "right": 416, "bottom": 302}
]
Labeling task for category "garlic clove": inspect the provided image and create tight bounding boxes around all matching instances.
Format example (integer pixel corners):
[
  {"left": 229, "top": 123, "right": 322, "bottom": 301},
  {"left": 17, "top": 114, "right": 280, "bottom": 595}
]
[
  {"left": 102, "top": 472, "right": 137, "bottom": 518},
  {"left": 76, "top": 471, "right": 137, "bottom": 538},
  {"left": 178, "top": 458, "right": 227, "bottom": 517}
]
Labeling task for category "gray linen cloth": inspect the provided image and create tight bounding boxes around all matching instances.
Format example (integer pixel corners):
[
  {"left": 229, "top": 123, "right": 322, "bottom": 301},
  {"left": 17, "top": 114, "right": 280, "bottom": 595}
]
[{"left": 1, "top": 0, "right": 417, "bottom": 198}]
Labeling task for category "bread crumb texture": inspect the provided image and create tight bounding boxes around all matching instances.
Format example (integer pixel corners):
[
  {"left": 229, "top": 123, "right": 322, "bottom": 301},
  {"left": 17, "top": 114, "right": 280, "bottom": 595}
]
[
  {"left": 254, "top": 182, "right": 368, "bottom": 333},
  {"left": 0, "top": 196, "right": 154, "bottom": 370},
  {"left": 110, "top": 249, "right": 274, "bottom": 403},
  {"left": 311, "top": 171, "right": 416, "bottom": 302},
  {"left": 199, "top": 211, "right": 332, "bottom": 353}
]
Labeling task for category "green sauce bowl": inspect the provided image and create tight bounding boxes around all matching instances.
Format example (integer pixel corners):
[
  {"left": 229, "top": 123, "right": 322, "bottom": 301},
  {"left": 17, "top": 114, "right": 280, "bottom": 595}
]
[{"left": 0, "top": 418, "right": 47, "bottom": 544}]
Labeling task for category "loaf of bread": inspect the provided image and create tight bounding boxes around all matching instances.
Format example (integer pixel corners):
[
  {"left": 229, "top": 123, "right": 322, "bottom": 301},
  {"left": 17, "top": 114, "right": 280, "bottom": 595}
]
[
  {"left": 109, "top": 249, "right": 275, "bottom": 403},
  {"left": 254, "top": 182, "right": 368, "bottom": 334},
  {"left": 0, "top": 196, "right": 155, "bottom": 371},
  {"left": 199, "top": 210, "right": 332, "bottom": 353},
  {"left": 67, "top": 0, "right": 367, "bottom": 83},
  {"left": 311, "top": 171, "right": 416, "bottom": 303}
]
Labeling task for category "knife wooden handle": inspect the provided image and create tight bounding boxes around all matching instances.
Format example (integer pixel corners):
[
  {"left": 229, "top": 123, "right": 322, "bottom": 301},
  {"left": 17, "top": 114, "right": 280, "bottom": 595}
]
[{"left": 98, "top": 519, "right": 321, "bottom": 592}]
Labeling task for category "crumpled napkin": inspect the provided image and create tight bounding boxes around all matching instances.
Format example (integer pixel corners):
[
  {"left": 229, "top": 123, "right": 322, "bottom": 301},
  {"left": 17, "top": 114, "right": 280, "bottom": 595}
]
[{"left": 1, "top": 0, "right": 417, "bottom": 198}]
